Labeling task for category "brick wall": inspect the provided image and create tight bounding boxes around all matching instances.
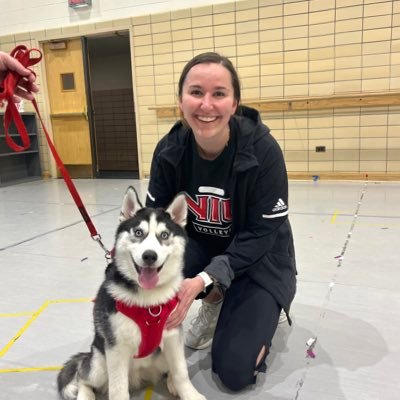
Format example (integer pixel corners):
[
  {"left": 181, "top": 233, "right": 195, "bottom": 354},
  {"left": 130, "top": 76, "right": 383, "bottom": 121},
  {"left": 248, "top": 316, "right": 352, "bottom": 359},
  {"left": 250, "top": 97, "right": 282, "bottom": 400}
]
[
  {"left": 1, "top": 0, "right": 399, "bottom": 178},
  {"left": 132, "top": 0, "right": 400, "bottom": 176}
]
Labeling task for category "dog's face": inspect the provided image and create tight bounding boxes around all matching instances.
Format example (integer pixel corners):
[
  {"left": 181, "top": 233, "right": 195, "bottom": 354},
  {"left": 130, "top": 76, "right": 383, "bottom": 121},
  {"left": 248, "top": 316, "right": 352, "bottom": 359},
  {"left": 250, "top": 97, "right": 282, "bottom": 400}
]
[{"left": 114, "top": 187, "right": 187, "bottom": 290}]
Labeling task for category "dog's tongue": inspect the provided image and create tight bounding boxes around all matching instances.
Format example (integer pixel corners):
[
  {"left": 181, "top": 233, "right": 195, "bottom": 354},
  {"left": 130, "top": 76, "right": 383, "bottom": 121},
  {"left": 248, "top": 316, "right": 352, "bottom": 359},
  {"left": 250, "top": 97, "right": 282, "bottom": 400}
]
[{"left": 138, "top": 267, "right": 159, "bottom": 289}]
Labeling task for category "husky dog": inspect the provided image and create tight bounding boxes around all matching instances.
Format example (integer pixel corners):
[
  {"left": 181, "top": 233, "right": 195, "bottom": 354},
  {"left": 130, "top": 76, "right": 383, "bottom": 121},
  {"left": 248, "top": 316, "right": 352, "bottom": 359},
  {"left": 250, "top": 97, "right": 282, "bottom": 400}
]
[{"left": 57, "top": 187, "right": 206, "bottom": 400}]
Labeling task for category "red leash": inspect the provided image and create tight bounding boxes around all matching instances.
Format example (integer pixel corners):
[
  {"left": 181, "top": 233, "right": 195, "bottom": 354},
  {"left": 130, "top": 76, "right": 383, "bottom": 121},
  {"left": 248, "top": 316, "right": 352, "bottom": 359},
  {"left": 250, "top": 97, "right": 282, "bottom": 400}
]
[
  {"left": 0, "top": 45, "right": 110, "bottom": 259},
  {"left": 0, "top": 45, "right": 41, "bottom": 152}
]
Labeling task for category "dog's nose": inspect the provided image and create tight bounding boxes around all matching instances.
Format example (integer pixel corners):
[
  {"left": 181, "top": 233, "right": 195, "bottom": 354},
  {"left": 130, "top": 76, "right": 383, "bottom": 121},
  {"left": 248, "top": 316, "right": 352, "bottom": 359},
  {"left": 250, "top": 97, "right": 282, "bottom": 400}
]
[{"left": 142, "top": 250, "right": 158, "bottom": 265}]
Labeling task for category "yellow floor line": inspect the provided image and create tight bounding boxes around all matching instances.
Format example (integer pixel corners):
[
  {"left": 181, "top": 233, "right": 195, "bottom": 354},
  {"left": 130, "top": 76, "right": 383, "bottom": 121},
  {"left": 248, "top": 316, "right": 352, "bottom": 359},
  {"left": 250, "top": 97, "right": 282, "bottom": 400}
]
[
  {"left": 48, "top": 298, "right": 92, "bottom": 305},
  {"left": 330, "top": 210, "right": 339, "bottom": 224},
  {"left": 0, "top": 365, "right": 62, "bottom": 373},
  {"left": 0, "top": 311, "right": 34, "bottom": 318},
  {"left": 144, "top": 386, "right": 154, "bottom": 400},
  {"left": 0, "top": 300, "right": 51, "bottom": 358},
  {"left": 0, "top": 298, "right": 92, "bottom": 359}
]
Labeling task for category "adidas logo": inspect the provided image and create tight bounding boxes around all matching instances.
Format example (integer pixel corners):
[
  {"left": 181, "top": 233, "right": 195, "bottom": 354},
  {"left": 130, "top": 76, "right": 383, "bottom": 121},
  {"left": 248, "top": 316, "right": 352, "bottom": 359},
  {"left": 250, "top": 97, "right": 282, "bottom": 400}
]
[{"left": 272, "top": 198, "right": 287, "bottom": 212}]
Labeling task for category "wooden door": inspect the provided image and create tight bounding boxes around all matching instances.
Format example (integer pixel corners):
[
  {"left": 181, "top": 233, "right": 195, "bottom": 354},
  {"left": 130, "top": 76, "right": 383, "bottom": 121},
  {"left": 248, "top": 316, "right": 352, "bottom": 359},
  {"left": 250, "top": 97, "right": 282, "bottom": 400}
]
[{"left": 43, "top": 39, "right": 93, "bottom": 177}]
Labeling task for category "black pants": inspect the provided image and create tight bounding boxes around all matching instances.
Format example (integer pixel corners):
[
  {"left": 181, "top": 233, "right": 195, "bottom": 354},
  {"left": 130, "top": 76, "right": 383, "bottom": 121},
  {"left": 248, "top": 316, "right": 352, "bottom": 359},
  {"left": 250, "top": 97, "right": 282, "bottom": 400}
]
[{"left": 184, "top": 239, "right": 281, "bottom": 391}]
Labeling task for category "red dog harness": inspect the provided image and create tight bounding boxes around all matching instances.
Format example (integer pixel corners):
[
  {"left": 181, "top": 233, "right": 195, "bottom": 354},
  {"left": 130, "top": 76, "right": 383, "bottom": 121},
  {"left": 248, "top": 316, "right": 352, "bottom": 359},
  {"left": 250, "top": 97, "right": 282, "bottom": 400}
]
[{"left": 116, "top": 296, "right": 178, "bottom": 358}]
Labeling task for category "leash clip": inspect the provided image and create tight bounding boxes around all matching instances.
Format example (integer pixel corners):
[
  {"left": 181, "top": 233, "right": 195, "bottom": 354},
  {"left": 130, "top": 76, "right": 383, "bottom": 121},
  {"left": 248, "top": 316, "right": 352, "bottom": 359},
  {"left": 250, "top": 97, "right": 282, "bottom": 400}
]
[{"left": 92, "top": 234, "right": 112, "bottom": 262}]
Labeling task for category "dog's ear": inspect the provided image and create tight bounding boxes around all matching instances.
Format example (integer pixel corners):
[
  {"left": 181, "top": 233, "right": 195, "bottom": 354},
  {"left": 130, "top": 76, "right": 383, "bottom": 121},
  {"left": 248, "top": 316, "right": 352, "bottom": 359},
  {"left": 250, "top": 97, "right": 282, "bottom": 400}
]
[
  {"left": 166, "top": 193, "right": 187, "bottom": 227},
  {"left": 119, "top": 186, "right": 143, "bottom": 222}
]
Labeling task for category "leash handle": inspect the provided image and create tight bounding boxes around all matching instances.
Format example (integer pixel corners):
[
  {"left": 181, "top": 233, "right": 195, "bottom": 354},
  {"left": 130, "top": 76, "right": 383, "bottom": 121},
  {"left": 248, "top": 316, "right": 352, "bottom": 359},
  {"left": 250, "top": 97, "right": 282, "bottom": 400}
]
[
  {"left": 1, "top": 45, "right": 111, "bottom": 258},
  {"left": 0, "top": 45, "right": 41, "bottom": 152}
]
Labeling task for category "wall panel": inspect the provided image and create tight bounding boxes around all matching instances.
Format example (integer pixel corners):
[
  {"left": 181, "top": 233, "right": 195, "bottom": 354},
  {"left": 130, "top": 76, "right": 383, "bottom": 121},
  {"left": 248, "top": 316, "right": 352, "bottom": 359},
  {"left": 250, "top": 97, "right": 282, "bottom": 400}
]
[{"left": 1, "top": 0, "right": 399, "bottom": 179}]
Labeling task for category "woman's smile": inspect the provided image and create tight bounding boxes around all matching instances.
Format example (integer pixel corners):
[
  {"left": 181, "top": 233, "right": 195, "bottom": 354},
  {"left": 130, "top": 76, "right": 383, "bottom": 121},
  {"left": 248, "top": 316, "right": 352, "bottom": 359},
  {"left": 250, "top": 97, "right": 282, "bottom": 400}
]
[{"left": 196, "top": 115, "right": 218, "bottom": 123}]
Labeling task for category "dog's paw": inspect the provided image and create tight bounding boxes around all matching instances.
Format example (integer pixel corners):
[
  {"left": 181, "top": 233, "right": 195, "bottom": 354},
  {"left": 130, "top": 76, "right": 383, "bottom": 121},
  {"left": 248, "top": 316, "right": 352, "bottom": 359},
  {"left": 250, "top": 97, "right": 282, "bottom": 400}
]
[
  {"left": 166, "top": 378, "right": 206, "bottom": 400},
  {"left": 182, "top": 392, "right": 206, "bottom": 400},
  {"left": 176, "top": 386, "right": 206, "bottom": 400},
  {"left": 189, "top": 393, "right": 206, "bottom": 400},
  {"left": 166, "top": 374, "right": 178, "bottom": 397}
]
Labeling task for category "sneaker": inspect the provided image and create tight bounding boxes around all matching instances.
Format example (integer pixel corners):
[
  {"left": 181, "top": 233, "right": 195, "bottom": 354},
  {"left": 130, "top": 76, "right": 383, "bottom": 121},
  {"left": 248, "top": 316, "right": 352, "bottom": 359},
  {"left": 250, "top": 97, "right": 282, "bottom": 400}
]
[
  {"left": 278, "top": 309, "right": 287, "bottom": 324},
  {"left": 185, "top": 300, "right": 222, "bottom": 350}
]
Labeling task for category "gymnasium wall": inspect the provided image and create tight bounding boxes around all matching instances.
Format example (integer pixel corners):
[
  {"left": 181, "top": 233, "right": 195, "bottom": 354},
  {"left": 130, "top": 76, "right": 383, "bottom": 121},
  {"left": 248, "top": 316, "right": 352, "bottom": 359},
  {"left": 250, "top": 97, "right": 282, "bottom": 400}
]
[{"left": 0, "top": 0, "right": 399, "bottom": 180}]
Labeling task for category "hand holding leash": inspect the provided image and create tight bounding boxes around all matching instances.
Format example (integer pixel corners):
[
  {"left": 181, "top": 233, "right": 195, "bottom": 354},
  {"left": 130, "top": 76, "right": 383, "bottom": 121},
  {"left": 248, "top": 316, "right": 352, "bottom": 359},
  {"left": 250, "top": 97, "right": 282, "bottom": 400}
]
[
  {"left": 0, "top": 47, "right": 40, "bottom": 105},
  {"left": 0, "top": 47, "right": 41, "bottom": 151}
]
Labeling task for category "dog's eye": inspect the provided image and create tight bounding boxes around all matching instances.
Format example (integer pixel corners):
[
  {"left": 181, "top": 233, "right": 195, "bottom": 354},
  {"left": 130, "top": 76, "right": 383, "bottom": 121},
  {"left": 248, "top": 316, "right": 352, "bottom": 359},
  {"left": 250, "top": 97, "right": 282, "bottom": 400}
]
[
  {"left": 134, "top": 228, "right": 143, "bottom": 237},
  {"left": 160, "top": 231, "right": 169, "bottom": 240}
]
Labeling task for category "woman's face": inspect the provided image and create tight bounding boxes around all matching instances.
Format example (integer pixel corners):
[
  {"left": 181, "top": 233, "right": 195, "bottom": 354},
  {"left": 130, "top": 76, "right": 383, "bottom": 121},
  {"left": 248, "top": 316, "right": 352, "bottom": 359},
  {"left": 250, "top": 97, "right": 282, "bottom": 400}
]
[{"left": 179, "top": 63, "right": 238, "bottom": 143}]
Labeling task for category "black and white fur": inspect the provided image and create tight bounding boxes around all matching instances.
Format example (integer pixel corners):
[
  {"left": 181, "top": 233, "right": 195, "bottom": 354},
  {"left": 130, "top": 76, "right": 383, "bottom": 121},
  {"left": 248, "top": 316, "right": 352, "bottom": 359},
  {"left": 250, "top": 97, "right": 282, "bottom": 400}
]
[{"left": 57, "top": 187, "right": 206, "bottom": 400}]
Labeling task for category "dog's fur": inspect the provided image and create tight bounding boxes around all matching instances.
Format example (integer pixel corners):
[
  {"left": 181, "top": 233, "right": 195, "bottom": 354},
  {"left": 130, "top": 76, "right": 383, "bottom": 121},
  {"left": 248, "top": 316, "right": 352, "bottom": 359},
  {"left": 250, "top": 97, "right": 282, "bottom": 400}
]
[{"left": 57, "top": 187, "right": 206, "bottom": 400}]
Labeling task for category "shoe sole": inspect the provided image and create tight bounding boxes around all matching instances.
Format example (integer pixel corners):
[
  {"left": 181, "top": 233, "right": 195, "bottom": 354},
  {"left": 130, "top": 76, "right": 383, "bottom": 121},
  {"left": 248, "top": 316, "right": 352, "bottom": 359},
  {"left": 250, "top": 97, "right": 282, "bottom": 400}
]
[{"left": 184, "top": 337, "right": 213, "bottom": 350}]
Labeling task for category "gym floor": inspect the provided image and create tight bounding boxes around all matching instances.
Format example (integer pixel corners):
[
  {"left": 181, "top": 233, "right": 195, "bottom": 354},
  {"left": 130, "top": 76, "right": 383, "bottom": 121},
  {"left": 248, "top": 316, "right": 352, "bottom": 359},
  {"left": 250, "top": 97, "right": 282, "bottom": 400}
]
[{"left": 0, "top": 178, "right": 399, "bottom": 399}]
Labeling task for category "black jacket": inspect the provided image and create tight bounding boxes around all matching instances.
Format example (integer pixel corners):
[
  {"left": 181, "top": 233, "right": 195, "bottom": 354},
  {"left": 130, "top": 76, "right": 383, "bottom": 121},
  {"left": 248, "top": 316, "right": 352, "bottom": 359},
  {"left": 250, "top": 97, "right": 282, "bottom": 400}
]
[{"left": 146, "top": 106, "right": 296, "bottom": 316}]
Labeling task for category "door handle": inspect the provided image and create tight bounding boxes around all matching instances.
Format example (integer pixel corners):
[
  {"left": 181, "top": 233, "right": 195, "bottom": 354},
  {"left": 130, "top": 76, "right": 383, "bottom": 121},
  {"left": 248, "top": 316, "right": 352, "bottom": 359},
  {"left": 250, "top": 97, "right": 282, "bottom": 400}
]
[{"left": 50, "top": 111, "right": 87, "bottom": 118}]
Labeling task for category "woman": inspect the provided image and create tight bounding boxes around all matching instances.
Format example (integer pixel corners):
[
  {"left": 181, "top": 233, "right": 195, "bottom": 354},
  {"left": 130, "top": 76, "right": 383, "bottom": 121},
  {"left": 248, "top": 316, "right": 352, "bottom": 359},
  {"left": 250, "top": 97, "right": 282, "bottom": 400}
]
[{"left": 146, "top": 52, "right": 296, "bottom": 391}]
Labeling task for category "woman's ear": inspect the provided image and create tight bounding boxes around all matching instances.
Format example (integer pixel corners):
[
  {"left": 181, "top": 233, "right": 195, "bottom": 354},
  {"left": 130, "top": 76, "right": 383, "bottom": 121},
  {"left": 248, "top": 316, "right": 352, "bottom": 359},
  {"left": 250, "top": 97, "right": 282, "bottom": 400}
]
[{"left": 231, "top": 99, "right": 238, "bottom": 116}]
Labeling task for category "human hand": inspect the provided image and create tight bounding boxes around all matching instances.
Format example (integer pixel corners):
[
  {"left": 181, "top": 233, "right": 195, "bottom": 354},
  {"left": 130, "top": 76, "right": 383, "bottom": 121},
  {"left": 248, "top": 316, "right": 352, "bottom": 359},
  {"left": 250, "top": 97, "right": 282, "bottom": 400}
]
[
  {"left": 0, "top": 51, "right": 39, "bottom": 102},
  {"left": 166, "top": 277, "right": 205, "bottom": 330}
]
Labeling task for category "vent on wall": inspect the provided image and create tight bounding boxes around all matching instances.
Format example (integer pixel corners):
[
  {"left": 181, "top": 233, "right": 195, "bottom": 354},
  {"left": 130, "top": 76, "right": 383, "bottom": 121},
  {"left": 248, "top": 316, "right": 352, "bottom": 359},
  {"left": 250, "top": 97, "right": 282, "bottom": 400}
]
[
  {"left": 48, "top": 41, "right": 67, "bottom": 50},
  {"left": 69, "top": 0, "right": 92, "bottom": 9}
]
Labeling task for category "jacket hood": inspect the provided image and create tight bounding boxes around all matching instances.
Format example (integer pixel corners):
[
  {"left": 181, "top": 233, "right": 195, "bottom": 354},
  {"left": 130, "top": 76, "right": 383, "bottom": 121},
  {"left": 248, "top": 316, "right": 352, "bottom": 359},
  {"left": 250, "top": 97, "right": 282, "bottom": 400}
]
[
  {"left": 156, "top": 120, "right": 189, "bottom": 166},
  {"left": 233, "top": 105, "right": 270, "bottom": 145},
  {"left": 231, "top": 105, "right": 270, "bottom": 172}
]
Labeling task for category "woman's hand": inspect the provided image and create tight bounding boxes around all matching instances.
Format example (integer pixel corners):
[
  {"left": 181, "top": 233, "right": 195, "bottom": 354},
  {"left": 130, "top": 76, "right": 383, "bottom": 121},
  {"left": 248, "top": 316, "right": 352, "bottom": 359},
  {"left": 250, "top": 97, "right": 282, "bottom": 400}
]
[
  {"left": 0, "top": 51, "right": 39, "bottom": 102},
  {"left": 166, "top": 276, "right": 204, "bottom": 329}
]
